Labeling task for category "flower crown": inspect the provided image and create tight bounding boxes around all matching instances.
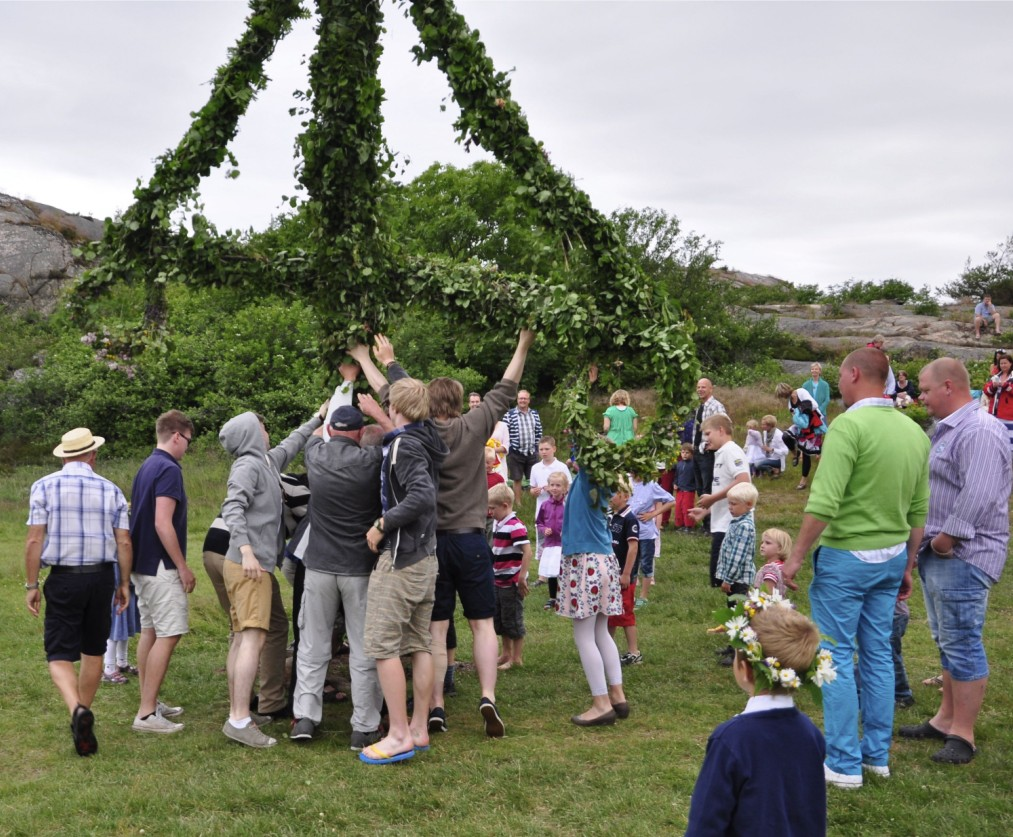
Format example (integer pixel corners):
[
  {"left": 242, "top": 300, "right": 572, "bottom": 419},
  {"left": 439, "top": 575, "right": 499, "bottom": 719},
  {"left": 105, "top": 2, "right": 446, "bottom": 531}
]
[{"left": 709, "top": 589, "right": 836, "bottom": 702}]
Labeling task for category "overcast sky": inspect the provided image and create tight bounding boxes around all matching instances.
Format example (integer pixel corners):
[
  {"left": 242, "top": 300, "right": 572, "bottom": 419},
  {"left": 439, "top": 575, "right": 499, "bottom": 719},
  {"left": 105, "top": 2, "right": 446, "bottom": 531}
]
[{"left": 3, "top": 1, "right": 1012, "bottom": 294}]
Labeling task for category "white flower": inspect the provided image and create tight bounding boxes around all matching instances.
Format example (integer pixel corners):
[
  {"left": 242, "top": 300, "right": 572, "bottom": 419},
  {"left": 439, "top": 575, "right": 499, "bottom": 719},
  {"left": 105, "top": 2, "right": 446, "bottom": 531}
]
[
  {"left": 740, "top": 627, "right": 758, "bottom": 645},
  {"left": 764, "top": 656, "right": 779, "bottom": 668},
  {"left": 778, "top": 667, "right": 801, "bottom": 688}
]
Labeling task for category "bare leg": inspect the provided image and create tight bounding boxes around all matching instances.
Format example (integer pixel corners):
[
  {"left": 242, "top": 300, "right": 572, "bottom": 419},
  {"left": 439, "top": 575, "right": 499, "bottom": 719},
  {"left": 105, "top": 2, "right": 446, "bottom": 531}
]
[
  {"left": 510, "top": 636, "right": 524, "bottom": 666},
  {"left": 623, "top": 625, "right": 639, "bottom": 656},
  {"left": 470, "top": 617, "right": 499, "bottom": 703},
  {"left": 369, "top": 657, "right": 415, "bottom": 756},
  {"left": 498, "top": 637, "right": 512, "bottom": 667},
  {"left": 49, "top": 657, "right": 102, "bottom": 715},
  {"left": 409, "top": 650, "right": 433, "bottom": 749},
  {"left": 428, "top": 618, "right": 449, "bottom": 710},
  {"left": 136, "top": 632, "right": 180, "bottom": 718},
  {"left": 930, "top": 672, "right": 987, "bottom": 746},
  {"left": 228, "top": 627, "right": 267, "bottom": 722}
]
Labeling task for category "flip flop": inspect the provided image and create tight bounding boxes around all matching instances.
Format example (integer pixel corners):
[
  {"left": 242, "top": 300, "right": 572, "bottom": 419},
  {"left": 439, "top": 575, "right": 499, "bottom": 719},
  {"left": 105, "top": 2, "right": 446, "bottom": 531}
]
[
  {"left": 414, "top": 744, "right": 430, "bottom": 753},
  {"left": 932, "top": 735, "right": 977, "bottom": 764},
  {"left": 358, "top": 744, "right": 414, "bottom": 765},
  {"left": 922, "top": 674, "right": 944, "bottom": 687}
]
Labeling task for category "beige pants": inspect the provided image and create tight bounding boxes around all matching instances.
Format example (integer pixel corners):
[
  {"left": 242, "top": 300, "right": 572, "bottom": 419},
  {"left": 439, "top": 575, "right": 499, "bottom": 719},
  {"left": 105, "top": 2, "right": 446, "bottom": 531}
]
[{"left": 203, "top": 550, "right": 289, "bottom": 713}]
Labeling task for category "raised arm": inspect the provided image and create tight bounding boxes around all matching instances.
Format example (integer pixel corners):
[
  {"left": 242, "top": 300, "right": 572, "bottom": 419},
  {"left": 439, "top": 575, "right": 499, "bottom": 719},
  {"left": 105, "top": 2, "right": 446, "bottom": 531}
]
[
  {"left": 347, "top": 343, "right": 388, "bottom": 394},
  {"left": 503, "top": 329, "right": 536, "bottom": 384}
]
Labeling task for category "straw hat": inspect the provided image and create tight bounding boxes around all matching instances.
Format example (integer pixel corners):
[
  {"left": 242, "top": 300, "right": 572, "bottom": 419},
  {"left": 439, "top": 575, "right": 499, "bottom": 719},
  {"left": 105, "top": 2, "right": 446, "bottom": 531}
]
[{"left": 53, "top": 427, "right": 105, "bottom": 458}]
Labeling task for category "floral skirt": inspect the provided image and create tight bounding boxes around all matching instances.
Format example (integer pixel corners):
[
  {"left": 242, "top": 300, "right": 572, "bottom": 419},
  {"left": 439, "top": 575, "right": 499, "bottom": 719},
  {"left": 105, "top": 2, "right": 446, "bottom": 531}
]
[{"left": 555, "top": 552, "right": 624, "bottom": 620}]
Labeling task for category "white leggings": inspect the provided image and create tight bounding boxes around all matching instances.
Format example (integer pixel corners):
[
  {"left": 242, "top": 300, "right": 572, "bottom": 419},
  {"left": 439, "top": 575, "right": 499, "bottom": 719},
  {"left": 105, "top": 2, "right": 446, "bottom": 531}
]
[
  {"left": 104, "top": 638, "right": 127, "bottom": 671},
  {"left": 572, "top": 613, "right": 622, "bottom": 697}
]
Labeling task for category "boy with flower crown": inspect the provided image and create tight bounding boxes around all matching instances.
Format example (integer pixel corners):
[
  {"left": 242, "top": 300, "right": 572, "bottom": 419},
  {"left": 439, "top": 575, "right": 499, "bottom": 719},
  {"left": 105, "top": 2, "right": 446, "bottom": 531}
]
[{"left": 686, "top": 593, "right": 831, "bottom": 837}]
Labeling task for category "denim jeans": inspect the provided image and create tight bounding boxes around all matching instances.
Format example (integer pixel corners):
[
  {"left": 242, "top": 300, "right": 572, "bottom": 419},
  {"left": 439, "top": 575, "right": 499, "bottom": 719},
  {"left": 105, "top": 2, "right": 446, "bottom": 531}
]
[
  {"left": 809, "top": 545, "right": 907, "bottom": 774},
  {"left": 891, "top": 609, "right": 912, "bottom": 701},
  {"left": 919, "top": 550, "right": 993, "bottom": 681}
]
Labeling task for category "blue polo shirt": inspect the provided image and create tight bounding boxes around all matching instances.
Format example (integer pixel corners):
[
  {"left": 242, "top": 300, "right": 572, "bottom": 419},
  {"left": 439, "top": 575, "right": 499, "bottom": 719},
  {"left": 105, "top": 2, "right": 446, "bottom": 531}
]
[{"left": 130, "top": 448, "right": 187, "bottom": 575}]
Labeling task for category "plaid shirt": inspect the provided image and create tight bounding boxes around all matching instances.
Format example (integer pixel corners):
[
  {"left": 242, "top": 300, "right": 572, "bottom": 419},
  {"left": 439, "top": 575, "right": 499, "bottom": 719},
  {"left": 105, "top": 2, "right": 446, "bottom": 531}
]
[
  {"left": 505, "top": 406, "right": 543, "bottom": 456},
  {"left": 716, "top": 510, "right": 756, "bottom": 585},
  {"left": 694, "top": 396, "right": 727, "bottom": 454},
  {"left": 27, "top": 462, "right": 129, "bottom": 566}
]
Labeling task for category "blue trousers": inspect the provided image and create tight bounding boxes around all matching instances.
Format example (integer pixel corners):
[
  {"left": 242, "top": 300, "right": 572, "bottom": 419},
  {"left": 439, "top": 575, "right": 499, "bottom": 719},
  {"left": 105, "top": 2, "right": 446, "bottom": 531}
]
[{"left": 809, "top": 545, "right": 906, "bottom": 774}]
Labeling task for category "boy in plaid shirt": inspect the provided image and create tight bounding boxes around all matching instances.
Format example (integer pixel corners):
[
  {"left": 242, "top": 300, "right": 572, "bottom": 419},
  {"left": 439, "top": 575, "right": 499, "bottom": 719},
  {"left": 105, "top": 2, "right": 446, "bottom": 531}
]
[
  {"left": 715, "top": 482, "right": 759, "bottom": 597},
  {"left": 714, "top": 482, "right": 759, "bottom": 667}
]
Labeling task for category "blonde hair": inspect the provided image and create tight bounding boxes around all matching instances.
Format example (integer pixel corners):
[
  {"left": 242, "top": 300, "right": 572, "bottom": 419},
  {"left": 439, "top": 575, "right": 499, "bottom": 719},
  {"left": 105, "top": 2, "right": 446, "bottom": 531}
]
[
  {"left": 727, "top": 481, "right": 758, "bottom": 508},
  {"left": 745, "top": 418, "right": 759, "bottom": 430},
  {"left": 389, "top": 378, "right": 431, "bottom": 423},
  {"left": 539, "top": 436, "right": 557, "bottom": 448},
  {"left": 761, "top": 528, "right": 792, "bottom": 561},
  {"left": 609, "top": 389, "right": 630, "bottom": 407},
  {"left": 700, "top": 413, "right": 733, "bottom": 435},
  {"left": 761, "top": 414, "right": 777, "bottom": 428},
  {"left": 547, "top": 471, "right": 569, "bottom": 492},
  {"left": 739, "top": 607, "right": 821, "bottom": 695},
  {"left": 488, "top": 482, "right": 514, "bottom": 508},
  {"left": 774, "top": 382, "right": 793, "bottom": 400}
]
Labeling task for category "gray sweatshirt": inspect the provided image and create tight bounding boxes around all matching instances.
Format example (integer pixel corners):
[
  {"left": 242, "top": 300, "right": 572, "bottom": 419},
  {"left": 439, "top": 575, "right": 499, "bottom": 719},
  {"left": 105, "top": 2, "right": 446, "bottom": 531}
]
[{"left": 219, "top": 411, "right": 321, "bottom": 571}]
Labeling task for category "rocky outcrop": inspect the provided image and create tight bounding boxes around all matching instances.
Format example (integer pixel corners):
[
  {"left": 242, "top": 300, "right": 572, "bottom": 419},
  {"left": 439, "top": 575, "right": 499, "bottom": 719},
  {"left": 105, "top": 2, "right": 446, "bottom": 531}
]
[
  {"left": 0, "top": 194, "right": 103, "bottom": 313},
  {"left": 761, "top": 301, "right": 997, "bottom": 363}
]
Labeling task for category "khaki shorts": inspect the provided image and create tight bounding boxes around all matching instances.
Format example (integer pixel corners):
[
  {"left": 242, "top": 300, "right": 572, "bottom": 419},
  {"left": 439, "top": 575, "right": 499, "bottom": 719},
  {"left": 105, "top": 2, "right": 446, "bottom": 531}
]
[
  {"left": 132, "top": 563, "right": 189, "bottom": 638},
  {"left": 223, "top": 559, "right": 273, "bottom": 632},
  {"left": 363, "top": 551, "right": 437, "bottom": 660}
]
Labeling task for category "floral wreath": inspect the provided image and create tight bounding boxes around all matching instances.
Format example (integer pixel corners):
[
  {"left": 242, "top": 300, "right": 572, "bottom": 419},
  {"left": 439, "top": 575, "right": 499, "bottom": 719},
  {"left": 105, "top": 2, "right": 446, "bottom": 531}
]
[{"left": 709, "top": 589, "right": 836, "bottom": 702}]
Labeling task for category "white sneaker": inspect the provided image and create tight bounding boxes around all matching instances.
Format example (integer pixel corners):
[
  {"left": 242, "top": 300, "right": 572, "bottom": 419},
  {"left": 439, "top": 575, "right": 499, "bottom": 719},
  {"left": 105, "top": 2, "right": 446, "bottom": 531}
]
[
  {"left": 223, "top": 720, "right": 277, "bottom": 748},
  {"left": 133, "top": 712, "right": 184, "bottom": 734},
  {"left": 157, "top": 700, "right": 184, "bottom": 718},
  {"left": 862, "top": 763, "right": 890, "bottom": 778},
  {"left": 824, "top": 764, "right": 862, "bottom": 789}
]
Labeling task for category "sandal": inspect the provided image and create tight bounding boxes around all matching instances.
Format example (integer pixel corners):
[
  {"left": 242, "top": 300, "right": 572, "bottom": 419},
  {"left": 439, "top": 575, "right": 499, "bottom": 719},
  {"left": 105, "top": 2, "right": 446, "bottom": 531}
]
[
  {"left": 102, "top": 671, "right": 129, "bottom": 684},
  {"left": 922, "top": 674, "right": 943, "bottom": 687},
  {"left": 795, "top": 482, "right": 807, "bottom": 491},
  {"left": 899, "top": 721, "right": 947, "bottom": 740},
  {"left": 931, "top": 734, "right": 976, "bottom": 764},
  {"left": 322, "top": 684, "right": 348, "bottom": 704}
]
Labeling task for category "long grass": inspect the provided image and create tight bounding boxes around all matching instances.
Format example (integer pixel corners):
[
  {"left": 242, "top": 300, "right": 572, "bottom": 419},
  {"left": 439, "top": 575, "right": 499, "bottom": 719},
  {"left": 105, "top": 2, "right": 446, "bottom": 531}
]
[{"left": 1, "top": 389, "right": 1011, "bottom": 836}]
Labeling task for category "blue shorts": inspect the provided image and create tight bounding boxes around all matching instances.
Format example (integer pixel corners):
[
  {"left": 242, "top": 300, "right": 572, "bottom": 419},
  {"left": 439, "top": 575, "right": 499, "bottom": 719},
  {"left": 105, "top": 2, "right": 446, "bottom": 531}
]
[
  {"left": 432, "top": 531, "right": 496, "bottom": 622},
  {"left": 919, "top": 550, "right": 993, "bottom": 681},
  {"left": 637, "top": 538, "right": 656, "bottom": 578}
]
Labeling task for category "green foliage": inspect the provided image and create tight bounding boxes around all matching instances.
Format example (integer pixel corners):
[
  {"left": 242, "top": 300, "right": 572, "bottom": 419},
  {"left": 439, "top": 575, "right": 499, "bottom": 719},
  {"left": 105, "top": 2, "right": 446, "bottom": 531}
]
[
  {"left": 901, "top": 402, "right": 933, "bottom": 429},
  {"left": 825, "top": 278, "right": 915, "bottom": 306},
  {"left": 911, "top": 284, "right": 942, "bottom": 316},
  {"left": 943, "top": 234, "right": 1013, "bottom": 304},
  {"left": 0, "top": 308, "right": 58, "bottom": 376}
]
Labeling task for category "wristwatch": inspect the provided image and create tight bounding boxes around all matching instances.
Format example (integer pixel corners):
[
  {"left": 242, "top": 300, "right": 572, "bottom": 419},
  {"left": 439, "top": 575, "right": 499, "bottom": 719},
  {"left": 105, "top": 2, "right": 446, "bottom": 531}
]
[{"left": 24, "top": 581, "right": 39, "bottom": 590}]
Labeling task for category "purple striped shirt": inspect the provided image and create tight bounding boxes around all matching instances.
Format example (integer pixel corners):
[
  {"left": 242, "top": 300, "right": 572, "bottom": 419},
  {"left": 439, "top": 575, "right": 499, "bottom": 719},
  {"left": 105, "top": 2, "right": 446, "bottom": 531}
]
[
  {"left": 926, "top": 401, "right": 1012, "bottom": 581},
  {"left": 27, "top": 461, "right": 130, "bottom": 566}
]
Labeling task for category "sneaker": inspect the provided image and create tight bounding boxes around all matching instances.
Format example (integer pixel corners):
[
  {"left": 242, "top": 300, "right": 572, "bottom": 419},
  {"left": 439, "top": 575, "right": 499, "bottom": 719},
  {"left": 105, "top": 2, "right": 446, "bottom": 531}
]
[
  {"left": 428, "top": 706, "right": 448, "bottom": 734},
  {"left": 289, "top": 718, "right": 316, "bottom": 742},
  {"left": 620, "top": 652, "right": 643, "bottom": 666},
  {"left": 862, "top": 763, "right": 890, "bottom": 778},
  {"left": 223, "top": 720, "right": 276, "bottom": 748},
  {"left": 349, "top": 728, "right": 382, "bottom": 751},
  {"left": 118, "top": 664, "right": 139, "bottom": 676},
  {"left": 479, "top": 697, "right": 505, "bottom": 738},
  {"left": 133, "top": 712, "right": 184, "bottom": 734},
  {"left": 543, "top": 599, "right": 555, "bottom": 611},
  {"left": 634, "top": 598, "right": 648, "bottom": 610},
  {"left": 824, "top": 764, "right": 862, "bottom": 789},
  {"left": 157, "top": 700, "right": 184, "bottom": 718}
]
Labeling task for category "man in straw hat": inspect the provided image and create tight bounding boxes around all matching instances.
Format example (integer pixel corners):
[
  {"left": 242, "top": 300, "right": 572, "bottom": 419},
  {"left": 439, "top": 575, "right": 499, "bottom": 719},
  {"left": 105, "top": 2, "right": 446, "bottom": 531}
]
[{"left": 25, "top": 427, "right": 132, "bottom": 756}]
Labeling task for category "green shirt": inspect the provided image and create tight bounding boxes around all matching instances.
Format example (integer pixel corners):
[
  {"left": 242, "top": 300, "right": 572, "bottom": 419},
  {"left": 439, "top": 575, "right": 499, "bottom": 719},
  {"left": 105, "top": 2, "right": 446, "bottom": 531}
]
[{"left": 805, "top": 400, "right": 929, "bottom": 551}]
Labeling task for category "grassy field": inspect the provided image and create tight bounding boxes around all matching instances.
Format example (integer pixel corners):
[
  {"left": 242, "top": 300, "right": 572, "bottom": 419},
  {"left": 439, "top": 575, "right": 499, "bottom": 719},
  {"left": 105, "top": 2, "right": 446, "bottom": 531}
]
[{"left": 2, "top": 408, "right": 1012, "bottom": 836}]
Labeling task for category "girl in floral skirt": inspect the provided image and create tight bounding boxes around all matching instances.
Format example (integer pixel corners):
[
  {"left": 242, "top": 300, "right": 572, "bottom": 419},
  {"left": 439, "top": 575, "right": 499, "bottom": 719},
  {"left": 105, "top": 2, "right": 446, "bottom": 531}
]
[{"left": 556, "top": 464, "right": 628, "bottom": 725}]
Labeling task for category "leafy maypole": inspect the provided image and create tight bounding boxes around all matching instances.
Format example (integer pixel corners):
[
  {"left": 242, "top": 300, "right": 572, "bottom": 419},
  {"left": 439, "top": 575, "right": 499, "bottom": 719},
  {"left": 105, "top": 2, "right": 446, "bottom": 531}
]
[{"left": 74, "top": 0, "right": 700, "bottom": 486}]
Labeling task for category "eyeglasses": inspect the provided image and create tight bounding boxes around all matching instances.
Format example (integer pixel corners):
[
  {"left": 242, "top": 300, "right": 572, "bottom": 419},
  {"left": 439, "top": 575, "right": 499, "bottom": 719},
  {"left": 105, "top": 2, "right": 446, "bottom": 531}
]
[{"left": 178, "top": 432, "right": 192, "bottom": 446}]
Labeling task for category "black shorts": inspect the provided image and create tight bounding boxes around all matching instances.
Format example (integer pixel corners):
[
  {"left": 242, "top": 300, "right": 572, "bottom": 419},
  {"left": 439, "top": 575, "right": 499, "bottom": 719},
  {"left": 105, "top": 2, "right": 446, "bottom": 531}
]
[
  {"left": 43, "top": 564, "right": 115, "bottom": 662},
  {"left": 432, "top": 531, "right": 496, "bottom": 621},
  {"left": 506, "top": 450, "right": 540, "bottom": 483},
  {"left": 494, "top": 584, "right": 526, "bottom": 639}
]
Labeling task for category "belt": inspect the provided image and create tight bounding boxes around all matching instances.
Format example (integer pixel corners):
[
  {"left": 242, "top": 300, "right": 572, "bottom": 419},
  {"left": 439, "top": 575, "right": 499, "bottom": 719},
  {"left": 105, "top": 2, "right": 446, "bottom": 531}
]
[
  {"left": 436, "top": 528, "right": 484, "bottom": 536},
  {"left": 49, "top": 563, "right": 112, "bottom": 574}
]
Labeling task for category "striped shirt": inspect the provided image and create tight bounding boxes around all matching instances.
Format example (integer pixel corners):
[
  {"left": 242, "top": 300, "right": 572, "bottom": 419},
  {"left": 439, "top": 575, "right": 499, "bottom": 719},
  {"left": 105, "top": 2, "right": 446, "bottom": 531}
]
[
  {"left": 694, "top": 397, "right": 727, "bottom": 454},
  {"left": 504, "top": 407, "right": 542, "bottom": 456},
  {"left": 926, "top": 400, "right": 1012, "bottom": 582},
  {"left": 27, "top": 461, "right": 129, "bottom": 566},
  {"left": 491, "top": 512, "right": 530, "bottom": 587},
  {"left": 716, "top": 510, "right": 756, "bottom": 586}
]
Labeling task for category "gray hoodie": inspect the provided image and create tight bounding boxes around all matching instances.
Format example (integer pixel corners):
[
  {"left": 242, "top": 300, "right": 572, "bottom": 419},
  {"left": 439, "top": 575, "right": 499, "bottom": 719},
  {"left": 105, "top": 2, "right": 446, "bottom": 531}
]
[{"left": 219, "top": 411, "right": 321, "bottom": 571}]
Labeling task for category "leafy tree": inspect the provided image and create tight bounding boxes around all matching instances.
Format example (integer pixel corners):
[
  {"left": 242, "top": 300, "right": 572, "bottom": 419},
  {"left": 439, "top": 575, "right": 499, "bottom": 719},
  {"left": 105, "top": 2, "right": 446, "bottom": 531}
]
[{"left": 943, "top": 234, "right": 1013, "bottom": 304}]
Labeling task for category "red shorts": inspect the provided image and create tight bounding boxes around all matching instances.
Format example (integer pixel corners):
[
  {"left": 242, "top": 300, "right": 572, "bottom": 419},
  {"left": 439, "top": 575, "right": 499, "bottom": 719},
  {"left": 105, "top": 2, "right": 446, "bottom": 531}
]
[{"left": 608, "top": 581, "right": 637, "bottom": 629}]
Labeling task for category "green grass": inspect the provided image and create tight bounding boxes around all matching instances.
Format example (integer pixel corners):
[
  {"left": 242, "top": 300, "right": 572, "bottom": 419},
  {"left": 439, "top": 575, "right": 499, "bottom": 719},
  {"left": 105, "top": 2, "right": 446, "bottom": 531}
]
[{"left": 2, "top": 433, "right": 1012, "bottom": 836}]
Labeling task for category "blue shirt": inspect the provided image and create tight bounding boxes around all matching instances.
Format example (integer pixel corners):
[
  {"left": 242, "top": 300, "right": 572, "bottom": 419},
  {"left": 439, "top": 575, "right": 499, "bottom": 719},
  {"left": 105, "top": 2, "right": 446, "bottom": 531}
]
[
  {"left": 561, "top": 468, "right": 612, "bottom": 555},
  {"left": 130, "top": 448, "right": 187, "bottom": 575},
  {"left": 629, "top": 479, "right": 675, "bottom": 541},
  {"left": 27, "top": 461, "right": 129, "bottom": 566}
]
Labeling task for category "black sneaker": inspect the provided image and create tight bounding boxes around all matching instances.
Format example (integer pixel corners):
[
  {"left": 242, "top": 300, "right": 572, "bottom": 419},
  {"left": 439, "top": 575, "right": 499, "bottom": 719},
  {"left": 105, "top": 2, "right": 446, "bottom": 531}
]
[
  {"left": 428, "top": 706, "right": 448, "bottom": 733},
  {"left": 349, "top": 728, "right": 381, "bottom": 751},
  {"left": 289, "top": 717, "right": 316, "bottom": 742},
  {"left": 620, "top": 651, "right": 643, "bottom": 666},
  {"left": 479, "top": 698, "right": 505, "bottom": 738}
]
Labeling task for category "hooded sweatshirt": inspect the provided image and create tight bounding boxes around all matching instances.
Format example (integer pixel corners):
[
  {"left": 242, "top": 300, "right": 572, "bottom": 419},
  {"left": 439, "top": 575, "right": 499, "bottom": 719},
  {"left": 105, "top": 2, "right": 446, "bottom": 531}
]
[
  {"left": 380, "top": 420, "right": 449, "bottom": 568},
  {"left": 219, "top": 411, "right": 321, "bottom": 571}
]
